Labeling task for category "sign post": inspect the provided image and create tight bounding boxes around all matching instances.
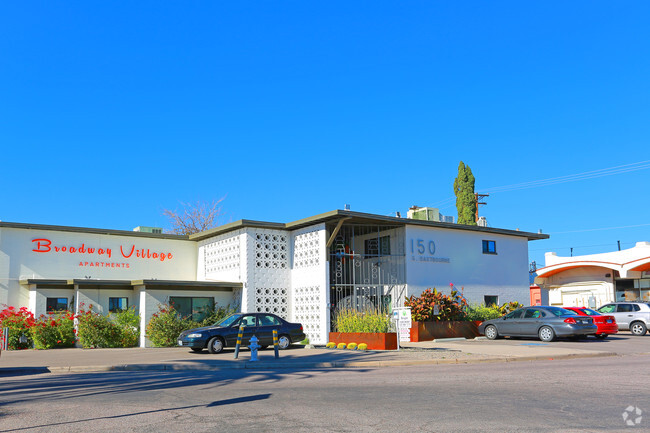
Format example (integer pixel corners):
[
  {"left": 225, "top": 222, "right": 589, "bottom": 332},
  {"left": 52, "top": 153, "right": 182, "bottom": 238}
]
[{"left": 392, "top": 307, "right": 412, "bottom": 350}]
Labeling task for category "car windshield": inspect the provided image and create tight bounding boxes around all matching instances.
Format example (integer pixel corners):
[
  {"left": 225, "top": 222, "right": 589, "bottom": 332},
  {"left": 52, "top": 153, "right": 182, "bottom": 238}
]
[
  {"left": 579, "top": 308, "right": 601, "bottom": 316},
  {"left": 545, "top": 307, "right": 577, "bottom": 317},
  {"left": 214, "top": 314, "right": 242, "bottom": 327}
]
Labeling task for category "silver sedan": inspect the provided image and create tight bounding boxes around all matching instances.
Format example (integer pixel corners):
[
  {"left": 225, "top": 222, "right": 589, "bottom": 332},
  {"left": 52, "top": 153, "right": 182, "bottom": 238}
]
[{"left": 478, "top": 306, "right": 597, "bottom": 342}]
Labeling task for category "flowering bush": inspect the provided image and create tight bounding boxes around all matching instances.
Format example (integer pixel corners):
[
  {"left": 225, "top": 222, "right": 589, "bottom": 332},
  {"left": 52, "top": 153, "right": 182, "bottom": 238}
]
[
  {"left": 404, "top": 288, "right": 469, "bottom": 322},
  {"left": 336, "top": 342, "right": 347, "bottom": 349},
  {"left": 357, "top": 343, "right": 368, "bottom": 351},
  {"left": 325, "top": 342, "right": 336, "bottom": 349},
  {"left": 498, "top": 301, "right": 523, "bottom": 315},
  {"left": 146, "top": 304, "right": 193, "bottom": 347},
  {"left": 346, "top": 342, "right": 357, "bottom": 350},
  {"left": 31, "top": 311, "right": 76, "bottom": 349},
  {"left": 146, "top": 303, "right": 235, "bottom": 347},
  {"left": 76, "top": 304, "right": 141, "bottom": 348},
  {"left": 0, "top": 306, "right": 35, "bottom": 349}
]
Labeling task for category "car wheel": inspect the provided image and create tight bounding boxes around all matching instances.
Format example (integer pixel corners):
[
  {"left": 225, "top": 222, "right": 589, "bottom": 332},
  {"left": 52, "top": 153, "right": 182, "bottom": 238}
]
[
  {"left": 594, "top": 334, "right": 608, "bottom": 340},
  {"left": 630, "top": 321, "right": 647, "bottom": 336},
  {"left": 191, "top": 347, "right": 204, "bottom": 353},
  {"left": 277, "top": 335, "right": 291, "bottom": 349},
  {"left": 207, "top": 336, "right": 224, "bottom": 354},
  {"left": 538, "top": 326, "right": 555, "bottom": 342},
  {"left": 484, "top": 325, "right": 498, "bottom": 340}
]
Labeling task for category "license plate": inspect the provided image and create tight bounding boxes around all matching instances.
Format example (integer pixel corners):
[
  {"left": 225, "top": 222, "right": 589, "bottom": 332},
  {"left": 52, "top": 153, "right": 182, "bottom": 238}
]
[
  {"left": 607, "top": 319, "right": 613, "bottom": 323},
  {"left": 178, "top": 340, "right": 183, "bottom": 346}
]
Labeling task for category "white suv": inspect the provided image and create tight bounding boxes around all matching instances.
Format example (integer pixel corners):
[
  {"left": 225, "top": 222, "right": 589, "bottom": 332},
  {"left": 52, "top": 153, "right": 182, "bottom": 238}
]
[{"left": 597, "top": 302, "right": 650, "bottom": 336}]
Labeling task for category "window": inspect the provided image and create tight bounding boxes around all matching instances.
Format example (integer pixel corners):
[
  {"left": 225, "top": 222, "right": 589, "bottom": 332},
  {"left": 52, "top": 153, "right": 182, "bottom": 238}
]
[
  {"left": 258, "top": 314, "right": 282, "bottom": 326},
  {"left": 598, "top": 304, "right": 615, "bottom": 314},
  {"left": 46, "top": 297, "right": 68, "bottom": 312},
  {"left": 169, "top": 297, "right": 214, "bottom": 322},
  {"left": 524, "top": 309, "right": 544, "bottom": 319},
  {"left": 365, "top": 236, "right": 391, "bottom": 258},
  {"left": 482, "top": 240, "right": 497, "bottom": 254},
  {"left": 505, "top": 310, "right": 523, "bottom": 319},
  {"left": 617, "top": 304, "right": 633, "bottom": 313},
  {"left": 484, "top": 295, "right": 498, "bottom": 306},
  {"left": 236, "top": 315, "right": 258, "bottom": 327},
  {"left": 109, "top": 297, "right": 128, "bottom": 312}
]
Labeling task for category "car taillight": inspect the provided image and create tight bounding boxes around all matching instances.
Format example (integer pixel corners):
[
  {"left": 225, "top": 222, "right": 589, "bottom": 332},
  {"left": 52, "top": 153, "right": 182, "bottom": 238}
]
[{"left": 564, "top": 317, "right": 577, "bottom": 324}]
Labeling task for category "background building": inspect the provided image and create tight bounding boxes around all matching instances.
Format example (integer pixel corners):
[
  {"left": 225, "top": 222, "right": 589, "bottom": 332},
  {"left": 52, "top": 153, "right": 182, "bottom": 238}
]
[{"left": 534, "top": 242, "right": 650, "bottom": 307}]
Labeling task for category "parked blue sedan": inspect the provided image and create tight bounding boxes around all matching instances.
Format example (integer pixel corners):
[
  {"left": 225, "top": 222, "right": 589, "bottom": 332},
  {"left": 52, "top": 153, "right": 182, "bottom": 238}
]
[
  {"left": 178, "top": 312, "right": 306, "bottom": 354},
  {"left": 478, "top": 306, "right": 597, "bottom": 342}
]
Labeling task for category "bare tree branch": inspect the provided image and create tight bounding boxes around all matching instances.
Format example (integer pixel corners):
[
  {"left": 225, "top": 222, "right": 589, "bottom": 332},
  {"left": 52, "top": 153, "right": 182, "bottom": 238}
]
[{"left": 162, "top": 197, "right": 226, "bottom": 235}]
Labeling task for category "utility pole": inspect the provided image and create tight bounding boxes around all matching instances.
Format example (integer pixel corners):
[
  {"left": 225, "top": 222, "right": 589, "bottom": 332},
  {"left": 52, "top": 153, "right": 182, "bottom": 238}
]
[{"left": 475, "top": 193, "right": 489, "bottom": 222}]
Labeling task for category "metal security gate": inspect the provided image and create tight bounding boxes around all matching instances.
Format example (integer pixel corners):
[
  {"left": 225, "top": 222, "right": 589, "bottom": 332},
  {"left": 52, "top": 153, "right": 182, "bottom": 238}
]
[{"left": 328, "top": 224, "right": 407, "bottom": 331}]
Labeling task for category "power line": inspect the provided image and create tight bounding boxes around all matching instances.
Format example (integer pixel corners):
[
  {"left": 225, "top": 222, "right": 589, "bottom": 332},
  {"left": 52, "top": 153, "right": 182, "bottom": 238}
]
[
  {"left": 549, "top": 222, "right": 650, "bottom": 234},
  {"left": 478, "top": 159, "right": 650, "bottom": 194},
  {"left": 431, "top": 159, "right": 650, "bottom": 208}
]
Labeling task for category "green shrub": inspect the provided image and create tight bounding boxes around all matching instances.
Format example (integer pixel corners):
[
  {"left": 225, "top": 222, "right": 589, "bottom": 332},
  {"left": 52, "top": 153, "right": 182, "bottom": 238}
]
[
  {"left": 336, "top": 342, "right": 347, "bottom": 349},
  {"left": 404, "top": 288, "right": 469, "bottom": 322},
  {"left": 325, "top": 342, "right": 336, "bottom": 349},
  {"left": 465, "top": 304, "right": 503, "bottom": 322},
  {"left": 146, "top": 303, "right": 235, "bottom": 347},
  {"left": 111, "top": 307, "right": 140, "bottom": 347},
  {"left": 31, "top": 311, "right": 76, "bottom": 349},
  {"left": 334, "top": 309, "right": 391, "bottom": 333},
  {"left": 0, "top": 306, "right": 35, "bottom": 349},
  {"left": 358, "top": 343, "right": 368, "bottom": 351},
  {"left": 76, "top": 305, "right": 141, "bottom": 348},
  {"left": 195, "top": 305, "right": 237, "bottom": 328},
  {"left": 346, "top": 342, "right": 357, "bottom": 350},
  {"left": 77, "top": 305, "right": 122, "bottom": 348}
]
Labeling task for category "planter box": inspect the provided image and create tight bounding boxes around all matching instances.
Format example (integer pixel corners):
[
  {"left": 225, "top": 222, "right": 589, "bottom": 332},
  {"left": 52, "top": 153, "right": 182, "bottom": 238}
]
[
  {"left": 409, "top": 321, "right": 480, "bottom": 342},
  {"left": 328, "top": 332, "right": 397, "bottom": 350}
]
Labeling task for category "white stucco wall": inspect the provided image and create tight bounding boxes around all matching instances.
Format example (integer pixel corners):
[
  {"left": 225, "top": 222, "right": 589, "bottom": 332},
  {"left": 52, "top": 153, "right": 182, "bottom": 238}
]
[
  {"left": 404, "top": 226, "right": 531, "bottom": 305},
  {"left": 0, "top": 226, "right": 197, "bottom": 311}
]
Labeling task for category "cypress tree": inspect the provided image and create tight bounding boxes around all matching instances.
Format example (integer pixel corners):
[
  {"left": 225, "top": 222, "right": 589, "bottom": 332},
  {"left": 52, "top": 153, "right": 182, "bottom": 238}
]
[{"left": 453, "top": 161, "right": 477, "bottom": 225}]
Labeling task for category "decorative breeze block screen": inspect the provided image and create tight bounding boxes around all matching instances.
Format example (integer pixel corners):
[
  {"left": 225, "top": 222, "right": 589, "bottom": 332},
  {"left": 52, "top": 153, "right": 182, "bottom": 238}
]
[
  {"left": 254, "top": 287, "right": 288, "bottom": 318},
  {"left": 254, "top": 233, "right": 288, "bottom": 269},
  {"left": 204, "top": 235, "right": 240, "bottom": 275},
  {"left": 293, "top": 286, "right": 321, "bottom": 343},
  {"left": 293, "top": 230, "right": 320, "bottom": 269}
]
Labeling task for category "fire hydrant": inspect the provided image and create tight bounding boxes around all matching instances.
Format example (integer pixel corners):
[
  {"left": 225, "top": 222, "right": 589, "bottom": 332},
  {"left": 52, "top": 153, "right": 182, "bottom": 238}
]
[{"left": 249, "top": 335, "right": 260, "bottom": 362}]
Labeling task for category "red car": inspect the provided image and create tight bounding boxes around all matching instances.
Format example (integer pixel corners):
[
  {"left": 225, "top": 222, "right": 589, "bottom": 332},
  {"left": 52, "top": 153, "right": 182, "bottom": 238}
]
[{"left": 564, "top": 307, "right": 618, "bottom": 339}]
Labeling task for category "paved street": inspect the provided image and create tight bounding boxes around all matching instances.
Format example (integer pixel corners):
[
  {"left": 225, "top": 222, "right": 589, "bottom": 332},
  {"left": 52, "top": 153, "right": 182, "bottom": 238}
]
[{"left": 1, "top": 353, "right": 649, "bottom": 432}]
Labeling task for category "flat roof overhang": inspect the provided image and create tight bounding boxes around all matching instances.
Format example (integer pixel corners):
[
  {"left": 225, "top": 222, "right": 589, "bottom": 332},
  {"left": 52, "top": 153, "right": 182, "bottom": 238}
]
[
  {"left": 190, "top": 209, "right": 549, "bottom": 242},
  {"left": 131, "top": 279, "right": 241, "bottom": 292},
  {"left": 20, "top": 278, "right": 241, "bottom": 292}
]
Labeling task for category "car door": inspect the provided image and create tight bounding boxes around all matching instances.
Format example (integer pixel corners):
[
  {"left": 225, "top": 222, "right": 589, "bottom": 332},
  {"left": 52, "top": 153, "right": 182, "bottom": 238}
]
[
  {"left": 256, "top": 314, "right": 283, "bottom": 346},
  {"left": 497, "top": 309, "right": 524, "bottom": 335},
  {"left": 613, "top": 304, "right": 636, "bottom": 330},
  {"left": 519, "top": 308, "right": 545, "bottom": 336},
  {"left": 225, "top": 314, "right": 259, "bottom": 346}
]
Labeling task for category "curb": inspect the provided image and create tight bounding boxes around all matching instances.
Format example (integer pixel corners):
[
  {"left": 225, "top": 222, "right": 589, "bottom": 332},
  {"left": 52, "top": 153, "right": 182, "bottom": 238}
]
[{"left": 2, "top": 351, "right": 620, "bottom": 375}]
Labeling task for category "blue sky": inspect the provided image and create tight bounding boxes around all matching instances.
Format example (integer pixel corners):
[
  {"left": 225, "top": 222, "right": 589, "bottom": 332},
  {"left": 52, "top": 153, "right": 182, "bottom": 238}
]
[{"left": 1, "top": 2, "right": 649, "bottom": 267}]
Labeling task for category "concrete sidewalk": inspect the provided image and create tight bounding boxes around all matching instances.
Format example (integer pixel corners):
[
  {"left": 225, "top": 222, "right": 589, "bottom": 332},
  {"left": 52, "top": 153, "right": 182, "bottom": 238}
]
[{"left": 0, "top": 338, "right": 619, "bottom": 375}]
